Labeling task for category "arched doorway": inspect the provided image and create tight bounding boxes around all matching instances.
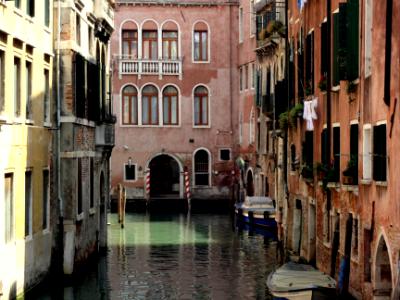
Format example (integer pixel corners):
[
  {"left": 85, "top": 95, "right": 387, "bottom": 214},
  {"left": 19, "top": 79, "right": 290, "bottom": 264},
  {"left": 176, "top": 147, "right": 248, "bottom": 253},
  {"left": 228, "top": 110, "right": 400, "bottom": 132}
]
[
  {"left": 149, "top": 154, "right": 180, "bottom": 197},
  {"left": 246, "top": 170, "right": 254, "bottom": 197},
  {"left": 374, "top": 236, "right": 393, "bottom": 299}
]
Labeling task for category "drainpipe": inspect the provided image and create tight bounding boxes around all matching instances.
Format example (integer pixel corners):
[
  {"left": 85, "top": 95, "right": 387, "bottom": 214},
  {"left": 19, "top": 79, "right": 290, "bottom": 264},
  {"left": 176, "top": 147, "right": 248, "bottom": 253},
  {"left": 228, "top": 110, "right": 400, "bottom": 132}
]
[{"left": 56, "top": 0, "right": 64, "bottom": 274}]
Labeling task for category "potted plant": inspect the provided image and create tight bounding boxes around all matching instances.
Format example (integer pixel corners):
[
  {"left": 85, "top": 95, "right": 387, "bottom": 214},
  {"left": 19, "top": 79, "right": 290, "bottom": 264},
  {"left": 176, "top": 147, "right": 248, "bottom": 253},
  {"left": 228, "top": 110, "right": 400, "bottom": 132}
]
[
  {"left": 300, "top": 163, "right": 314, "bottom": 179},
  {"left": 342, "top": 154, "right": 358, "bottom": 185},
  {"left": 314, "top": 162, "right": 336, "bottom": 190},
  {"left": 267, "top": 20, "right": 286, "bottom": 38},
  {"left": 318, "top": 75, "right": 327, "bottom": 92}
]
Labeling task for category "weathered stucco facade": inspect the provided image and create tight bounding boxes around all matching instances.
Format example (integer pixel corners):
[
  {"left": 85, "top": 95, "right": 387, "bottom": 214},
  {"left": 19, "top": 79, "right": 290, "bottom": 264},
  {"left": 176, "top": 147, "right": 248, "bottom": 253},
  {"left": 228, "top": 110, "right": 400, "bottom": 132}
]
[
  {"left": 55, "top": 0, "right": 115, "bottom": 275},
  {"left": 286, "top": 0, "right": 400, "bottom": 298},
  {"left": 0, "top": 1, "right": 54, "bottom": 297},
  {"left": 111, "top": 0, "right": 239, "bottom": 202}
]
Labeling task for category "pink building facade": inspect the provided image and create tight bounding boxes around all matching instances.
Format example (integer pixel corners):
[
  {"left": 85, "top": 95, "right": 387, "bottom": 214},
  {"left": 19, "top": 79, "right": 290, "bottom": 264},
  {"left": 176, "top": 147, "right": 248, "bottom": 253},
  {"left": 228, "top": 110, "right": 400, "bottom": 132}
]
[{"left": 110, "top": 0, "right": 240, "bottom": 201}]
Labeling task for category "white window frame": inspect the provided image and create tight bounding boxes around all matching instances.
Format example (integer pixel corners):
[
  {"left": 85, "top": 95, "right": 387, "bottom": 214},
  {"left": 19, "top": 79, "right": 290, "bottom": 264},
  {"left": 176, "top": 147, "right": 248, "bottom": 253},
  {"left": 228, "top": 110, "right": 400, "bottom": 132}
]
[
  {"left": 192, "top": 21, "right": 210, "bottom": 64},
  {"left": 239, "top": 7, "right": 244, "bottom": 43},
  {"left": 364, "top": 0, "right": 372, "bottom": 78},
  {"left": 43, "top": 68, "right": 51, "bottom": 126},
  {"left": 250, "top": 0, "right": 255, "bottom": 37},
  {"left": 362, "top": 124, "right": 372, "bottom": 181},
  {"left": 124, "top": 163, "right": 137, "bottom": 182},
  {"left": 251, "top": 62, "right": 255, "bottom": 89},
  {"left": 193, "top": 148, "right": 212, "bottom": 187},
  {"left": 3, "top": 171, "right": 15, "bottom": 244},
  {"left": 192, "top": 84, "right": 211, "bottom": 128}
]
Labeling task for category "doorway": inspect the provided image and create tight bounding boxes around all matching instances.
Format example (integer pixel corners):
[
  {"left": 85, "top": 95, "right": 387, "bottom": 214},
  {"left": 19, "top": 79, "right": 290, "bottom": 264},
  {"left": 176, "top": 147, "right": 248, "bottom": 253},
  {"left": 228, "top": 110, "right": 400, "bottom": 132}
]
[{"left": 149, "top": 154, "right": 180, "bottom": 197}]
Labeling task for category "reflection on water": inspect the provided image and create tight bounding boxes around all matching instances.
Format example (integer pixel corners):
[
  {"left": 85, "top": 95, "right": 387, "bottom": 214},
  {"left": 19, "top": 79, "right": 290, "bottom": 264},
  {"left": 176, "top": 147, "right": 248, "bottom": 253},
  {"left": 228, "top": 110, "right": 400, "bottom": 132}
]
[{"left": 28, "top": 213, "right": 278, "bottom": 300}]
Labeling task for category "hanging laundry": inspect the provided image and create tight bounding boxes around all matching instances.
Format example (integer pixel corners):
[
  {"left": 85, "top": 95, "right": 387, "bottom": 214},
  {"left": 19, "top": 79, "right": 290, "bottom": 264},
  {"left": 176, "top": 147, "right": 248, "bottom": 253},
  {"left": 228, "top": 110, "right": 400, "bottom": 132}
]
[{"left": 303, "top": 97, "right": 318, "bottom": 131}]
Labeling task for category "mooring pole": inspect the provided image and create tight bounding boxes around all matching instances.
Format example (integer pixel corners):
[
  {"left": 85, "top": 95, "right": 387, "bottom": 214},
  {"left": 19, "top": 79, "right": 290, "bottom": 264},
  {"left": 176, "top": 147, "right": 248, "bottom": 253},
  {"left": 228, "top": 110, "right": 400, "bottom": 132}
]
[
  {"left": 184, "top": 167, "right": 191, "bottom": 211},
  {"left": 145, "top": 168, "right": 151, "bottom": 207}
]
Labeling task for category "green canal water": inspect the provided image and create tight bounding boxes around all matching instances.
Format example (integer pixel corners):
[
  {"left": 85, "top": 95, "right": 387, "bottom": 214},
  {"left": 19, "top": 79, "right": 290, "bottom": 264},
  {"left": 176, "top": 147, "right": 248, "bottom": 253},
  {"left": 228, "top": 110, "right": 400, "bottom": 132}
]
[{"left": 28, "top": 212, "right": 279, "bottom": 300}]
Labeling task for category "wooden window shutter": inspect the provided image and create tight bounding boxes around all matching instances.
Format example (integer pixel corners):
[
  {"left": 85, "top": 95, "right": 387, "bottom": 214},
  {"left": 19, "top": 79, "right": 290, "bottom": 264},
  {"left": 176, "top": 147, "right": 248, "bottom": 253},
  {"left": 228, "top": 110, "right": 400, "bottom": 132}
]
[
  {"left": 346, "top": 0, "right": 359, "bottom": 81},
  {"left": 332, "top": 12, "right": 340, "bottom": 86}
]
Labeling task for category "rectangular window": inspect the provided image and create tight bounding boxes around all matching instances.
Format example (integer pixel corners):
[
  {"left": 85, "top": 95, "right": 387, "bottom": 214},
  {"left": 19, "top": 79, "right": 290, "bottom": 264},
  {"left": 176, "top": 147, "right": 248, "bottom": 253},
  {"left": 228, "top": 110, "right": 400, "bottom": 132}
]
[
  {"left": 88, "top": 27, "right": 93, "bottom": 55},
  {"left": 349, "top": 124, "right": 359, "bottom": 184},
  {"left": 25, "top": 171, "right": 32, "bottom": 237},
  {"left": 77, "top": 158, "right": 83, "bottom": 215},
  {"left": 239, "top": 7, "right": 243, "bottom": 42},
  {"left": 26, "top": 62, "right": 32, "bottom": 120},
  {"left": 346, "top": 0, "right": 359, "bottom": 81},
  {"left": 0, "top": 50, "right": 4, "bottom": 112},
  {"left": 297, "top": 38, "right": 304, "bottom": 99},
  {"left": 142, "top": 31, "right": 158, "bottom": 60},
  {"left": 333, "top": 126, "right": 340, "bottom": 182},
  {"left": 321, "top": 128, "right": 328, "bottom": 165},
  {"left": 332, "top": 11, "right": 340, "bottom": 86},
  {"left": 352, "top": 216, "right": 359, "bottom": 257},
  {"left": 320, "top": 22, "right": 328, "bottom": 76},
  {"left": 76, "top": 14, "right": 81, "bottom": 46},
  {"left": 27, "top": 0, "right": 35, "bottom": 17},
  {"left": 364, "top": 0, "right": 372, "bottom": 77},
  {"left": 42, "top": 169, "right": 49, "bottom": 230},
  {"left": 373, "top": 124, "right": 387, "bottom": 181},
  {"left": 362, "top": 126, "right": 372, "bottom": 180},
  {"left": 122, "top": 30, "right": 138, "bottom": 58},
  {"left": 250, "top": 0, "right": 255, "bottom": 36},
  {"left": 239, "top": 67, "right": 243, "bottom": 91},
  {"left": 15, "top": 0, "right": 21, "bottom": 9},
  {"left": 44, "top": 69, "right": 50, "bottom": 124},
  {"left": 305, "top": 32, "right": 314, "bottom": 94},
  {"left": 45, "top": 0, "right": 50, "bottom": 27},
  {"left": 220, "top": 149, "right": 231, "bottom": 161},
  {"left": 194, "top": 31, "right": 208, "bottom": 61},
  {"left": 303, "top": 131, "right": 314, "bottom": 167},
  {"left": 14, "top": 57, "right": 21, "bottom": 117},
  {"left": 4, "top": 173, "right": 14, "bottom": 243},
  {"left": 162, "top": 31, "right": 178, "bottom": 60},
  {"left": 90, "top": 158, "right": 94, "bottom": 209},
  {"left": 251, "top": 63, "right": 255, "bottom": 89},
  {"left": 124, "top": 164, "right": 136, "bottom": 181},
  {"left": 245, "top": 65, "right": 249, "bottom": 90}
]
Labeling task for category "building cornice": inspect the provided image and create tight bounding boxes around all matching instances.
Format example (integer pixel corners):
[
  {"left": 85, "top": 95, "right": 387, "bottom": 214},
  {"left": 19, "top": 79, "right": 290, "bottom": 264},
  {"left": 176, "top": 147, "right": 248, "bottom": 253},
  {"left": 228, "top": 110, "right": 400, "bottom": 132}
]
[{"left": 116, "top": 0, "right": 239, "bottom": 7}]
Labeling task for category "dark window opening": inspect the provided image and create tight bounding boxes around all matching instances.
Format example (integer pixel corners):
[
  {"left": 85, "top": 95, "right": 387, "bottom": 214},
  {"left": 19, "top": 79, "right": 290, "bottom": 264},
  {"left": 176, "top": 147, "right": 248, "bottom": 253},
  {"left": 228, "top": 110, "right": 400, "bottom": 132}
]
[
  {"left": 305, "top": 32, "right": 314, "bottom": 95},
  {"left": 42, "top": 169, "right": 49, "bottom": 229},
  {"left": 373, "top": 124, "right": 387, "bottom": 181},
  {"left": 125, "top": 164, "right": 136, "bottom": 181},
  {"left": 74, "top": 53, "right": 86, "bottom": 119},
  {"left": 77, "top": 159, "right": 83, "bottom": 215},
  {"left": 321, "top": 128, "right": 328, "bottom": 165},
  {"left": 27, "top": 0, "right": 35, "bottom": 17},
  {"left": 90, "top": 158, "right": 94, "bottom": 208},
  {"left": 195, "top": 150, "right": 209, "bottom": 186},
  {"left": 25, "top": 171, "right": 32, "bottom": 237},
  {"left": 220, "top": 149, "right": 231, "bottom": 161},
  {"left": 332, "top": 127, "right": 341, "bottom": 182}
]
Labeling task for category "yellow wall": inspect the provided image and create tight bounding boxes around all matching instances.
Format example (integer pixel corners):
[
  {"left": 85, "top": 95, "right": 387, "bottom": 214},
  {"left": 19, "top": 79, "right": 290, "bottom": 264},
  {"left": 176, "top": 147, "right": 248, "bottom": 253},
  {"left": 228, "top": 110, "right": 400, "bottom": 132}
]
[{"left": 0, "top": 0, "right": 53, "bottom": 297}]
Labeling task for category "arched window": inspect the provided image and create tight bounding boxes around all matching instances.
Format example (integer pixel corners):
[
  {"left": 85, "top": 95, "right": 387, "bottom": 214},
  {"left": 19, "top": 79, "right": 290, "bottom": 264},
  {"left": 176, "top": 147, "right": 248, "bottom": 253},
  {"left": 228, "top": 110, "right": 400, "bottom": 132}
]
[
  {"left": 121, "top": 21, "right": 138, "bottom": 58},
  {"left": 142, "top": 85, "right": 158, "bottom": 125},
  {"left": 193, "top": 22, "right": 208, "bottom": 62},
  {"left": 194, "top": 149, "right": 210, "bottom": 186},
  {"left": 122, "top": 85, "right": 138, "bottom": 125},
  {"left": 142, "top": 20, "right": 158, "bottom": 60},
  {"left": 162, "top": 21, "right": 178, "bottom": 60},
  {"left": 163, "top": 86, "right": 178, "bottom": 125},
  {"left": 194, "top": 86, "right": 208, "bottom": 126}
]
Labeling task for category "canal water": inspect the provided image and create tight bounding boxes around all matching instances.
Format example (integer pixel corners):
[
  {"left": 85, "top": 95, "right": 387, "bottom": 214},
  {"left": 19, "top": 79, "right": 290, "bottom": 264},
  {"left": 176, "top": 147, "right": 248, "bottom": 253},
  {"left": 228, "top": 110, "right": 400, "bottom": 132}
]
[{"left": 28, "top": 212, "right": 279, "bottom": 300}]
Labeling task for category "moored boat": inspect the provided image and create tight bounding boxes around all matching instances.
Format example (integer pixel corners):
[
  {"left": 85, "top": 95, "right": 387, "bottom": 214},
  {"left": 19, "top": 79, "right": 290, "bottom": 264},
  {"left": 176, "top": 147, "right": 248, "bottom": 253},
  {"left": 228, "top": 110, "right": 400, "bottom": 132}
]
[
  {"left": 235, "top": 196, "right": 277, "bottom": 228},
  {"left": 267, "top": 262, "right": 337, "bottom": 300}
]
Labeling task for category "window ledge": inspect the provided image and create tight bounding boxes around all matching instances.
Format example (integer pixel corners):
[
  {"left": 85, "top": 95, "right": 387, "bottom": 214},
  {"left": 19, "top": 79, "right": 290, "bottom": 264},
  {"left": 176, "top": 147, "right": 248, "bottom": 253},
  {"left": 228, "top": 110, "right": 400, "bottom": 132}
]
[
  {"left": 192, "top": 60, "right": 210, "bottom": 64},
  {"left": 327, "top": 182, "right": 340, "bottom": 189},
  {"left": 25, "top": 119, "right": 34, "bottom": 125},
  {"left": 323, "top": 241, "right": 331, "bottom": 248},
  {"left": 331, "top": 85, "right": 340, "bottom": 92},
  {"left": 341, "top": 185, "right": 358, "bottom": 192},
  {"left": 360, "top": 179, "right": 372, "bottom": 185},
  {"left": 13, "top": 118, "right": 24, "bottom": 124},
  {"left": 0, "top": 115, "right": 8, "bottom": 124},
  {"left": 76, "top": 212, "right": 85, "bottom": 222},
  {"left": 25, "top": 235, "right": 33, "bottom": 242},
  {"left": 44, "top": 122, "right": 52, "bottom": 128},
  {"left": 375, "top": 181, "right": 387, "bottom": 187},
  {"left": 193, "top": 125, "right": 211, "bottom": 129},
  {"left": 42, "top": 228, "right": 50, "bottom": 235},
  {"left": 89, "top": 208, "right": 96, "bottom": 216}
]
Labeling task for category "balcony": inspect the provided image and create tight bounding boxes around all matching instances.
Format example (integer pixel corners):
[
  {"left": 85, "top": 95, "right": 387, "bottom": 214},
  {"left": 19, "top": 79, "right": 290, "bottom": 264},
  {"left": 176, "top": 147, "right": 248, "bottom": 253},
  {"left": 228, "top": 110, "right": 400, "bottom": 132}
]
[
  {"left": 94, "top": 0, "right": 115, "bottom": 30},
  {"left": 117, "top": 56, "right": 183, "bottom": 79},
  {"left": 95, "top": 122, "right": 115, "bottom": 149}
]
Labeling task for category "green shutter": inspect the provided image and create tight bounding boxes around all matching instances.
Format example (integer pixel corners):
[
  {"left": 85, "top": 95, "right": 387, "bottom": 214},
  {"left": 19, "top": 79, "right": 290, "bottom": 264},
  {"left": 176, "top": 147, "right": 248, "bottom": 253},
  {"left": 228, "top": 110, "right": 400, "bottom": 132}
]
[
  {"left": 332, "top": 12, "right": 340, "bottom": 86},
  {"left": 339, "top": 3, "right": 347, "bottom": 80},
  {"left": 346, "top": 0, "right": 359, "bottom": 80}
]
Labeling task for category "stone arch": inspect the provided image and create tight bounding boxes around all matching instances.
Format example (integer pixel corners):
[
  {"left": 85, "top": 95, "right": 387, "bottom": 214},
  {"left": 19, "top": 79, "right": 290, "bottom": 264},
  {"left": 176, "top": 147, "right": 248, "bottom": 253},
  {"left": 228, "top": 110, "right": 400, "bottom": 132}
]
[{"left": 374, "top": 234, "right": 393, "bottom": 298}]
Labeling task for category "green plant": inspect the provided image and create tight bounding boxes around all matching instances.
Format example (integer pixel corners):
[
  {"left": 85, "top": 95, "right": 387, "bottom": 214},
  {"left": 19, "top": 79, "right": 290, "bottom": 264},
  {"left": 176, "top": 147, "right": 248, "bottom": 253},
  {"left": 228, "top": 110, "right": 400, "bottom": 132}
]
[
  {"left": 267, "top": 20, "right": 286, "bottom": 37},
  {"left": 343, "top": 154, "right": 358, "bottom": 178},
  {"left": 289, "top": 103, "right": 304, "bottom": 121},
  {"left": 318, "top": 76, "right": 327, "bottom": 92},
  {"left": 278, "top": 111, "right": 289, "bottom": 130},
  {"left": 300, "top": 164, "right": 314, "bottom": 179},
  {"left": 314, "top": 162, "right": 336, "bottom": 191}
]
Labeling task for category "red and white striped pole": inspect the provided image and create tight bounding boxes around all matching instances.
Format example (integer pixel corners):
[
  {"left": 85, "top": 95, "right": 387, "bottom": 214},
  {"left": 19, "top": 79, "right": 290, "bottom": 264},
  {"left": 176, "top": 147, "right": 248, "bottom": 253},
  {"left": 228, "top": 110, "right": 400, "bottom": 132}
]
[
  {"left": 145, "top": 168, "right": 150, "bottom": 204},
  {"left": 184, "top": 168, "right": 191, "bottom": 209}
]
